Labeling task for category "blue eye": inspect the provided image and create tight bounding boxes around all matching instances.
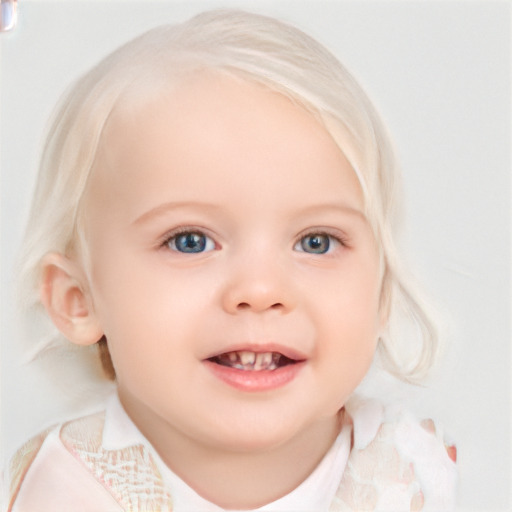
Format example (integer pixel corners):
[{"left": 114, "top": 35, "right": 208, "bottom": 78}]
[
  {"left": 166, "top": 231, "right": 215, "bottom": 253},
  {"left": 296, "top": 234, "right": 332, "bottom": 254}
]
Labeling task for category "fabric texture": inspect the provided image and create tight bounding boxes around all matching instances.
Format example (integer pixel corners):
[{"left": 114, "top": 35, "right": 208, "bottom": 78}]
[{"left": 6, "top": 395, "right": 457, "bottom": 512}]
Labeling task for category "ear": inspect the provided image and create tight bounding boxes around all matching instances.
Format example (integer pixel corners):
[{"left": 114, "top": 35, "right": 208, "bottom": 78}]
[{"left": 40, "top": 252, "right": 103, "bottom": 346}]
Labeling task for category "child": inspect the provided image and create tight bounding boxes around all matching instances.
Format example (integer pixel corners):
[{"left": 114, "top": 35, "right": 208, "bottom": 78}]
[{"left": 6, "top": 9, "right": 457, "bottom": 511}]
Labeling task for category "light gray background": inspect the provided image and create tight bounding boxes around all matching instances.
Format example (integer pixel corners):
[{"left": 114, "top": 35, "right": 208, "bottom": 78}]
[{"left": 1, "top": 1, "right": 510, "bottom": 510}]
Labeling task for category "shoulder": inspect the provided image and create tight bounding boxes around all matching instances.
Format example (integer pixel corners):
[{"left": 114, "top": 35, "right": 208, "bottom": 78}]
[
  {"left": 6, "top": 412, "right": 122, "bottom": 512},
  {"left": 6, "top": 410, "right": 173, "bottom": 512},
  {"left": 332, "top": 398, "right": 457, "bottom": 512}
]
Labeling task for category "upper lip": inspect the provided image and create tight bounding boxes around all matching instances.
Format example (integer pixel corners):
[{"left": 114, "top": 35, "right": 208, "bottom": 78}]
[{"left": 204, "top": 343, "right": 308, "bottom": 362}]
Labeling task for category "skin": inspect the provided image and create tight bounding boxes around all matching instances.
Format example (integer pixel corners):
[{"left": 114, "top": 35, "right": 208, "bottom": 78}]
[{"left": 43, "top": 72, "right": 385, "bottom": 509}]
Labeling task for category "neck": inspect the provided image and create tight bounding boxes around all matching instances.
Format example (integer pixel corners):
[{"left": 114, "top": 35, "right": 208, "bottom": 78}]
[{"left": 120, "top": 393, "right": 343, "bottom": 509}]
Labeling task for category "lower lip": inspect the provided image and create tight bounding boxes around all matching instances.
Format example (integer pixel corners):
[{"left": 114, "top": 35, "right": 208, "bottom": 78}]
[{"left": 204, "top": 360, "right": 305, "bottom": 392}]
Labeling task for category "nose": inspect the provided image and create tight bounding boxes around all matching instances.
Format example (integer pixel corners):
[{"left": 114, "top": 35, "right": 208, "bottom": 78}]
[{"left": 221, "top": 252, "right": 295, "bottom": 315}]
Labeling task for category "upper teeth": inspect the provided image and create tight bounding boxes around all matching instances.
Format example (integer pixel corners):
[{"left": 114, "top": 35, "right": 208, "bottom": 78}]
[
  {"left": 216, "top": 351, "right": 283, "bottom": 371},
  {"left": 239, "top": 351, "right": 256, "bottom": 366}
]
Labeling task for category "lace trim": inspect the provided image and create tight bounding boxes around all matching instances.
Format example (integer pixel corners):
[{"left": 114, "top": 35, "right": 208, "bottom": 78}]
[
  {"left": 10, "top": 408, "right": 454, "bottom": 511},
  {"left": 330, "top": 423, "right": 424, "bottom": 511},
  {"left": 7, "top": 427, "right": 52, "bottom": 512},
  {"left": 60, "top": 412, "right": 173, "bottom": 511}
]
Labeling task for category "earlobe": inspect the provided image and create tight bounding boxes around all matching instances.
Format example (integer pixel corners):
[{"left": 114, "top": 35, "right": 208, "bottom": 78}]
[{"left": 40, "top": 252, "right": 103, "bottom": 346}]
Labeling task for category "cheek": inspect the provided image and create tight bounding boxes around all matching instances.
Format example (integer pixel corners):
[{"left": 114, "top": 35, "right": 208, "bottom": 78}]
[
  {"left": 319, "top": 301, "right": 379, "bottom": 406},
  {"left": 321, "top": 261, "right": 382, "bottom": 329},
  {"left": 323, "top": 312, "right": 379, "bottom": 372},
  {"left": 88, "top": 250, "right": 211, "bottom": 354},
  {"left": 315, "top": 261, "right": 382, "bottom": 366}
]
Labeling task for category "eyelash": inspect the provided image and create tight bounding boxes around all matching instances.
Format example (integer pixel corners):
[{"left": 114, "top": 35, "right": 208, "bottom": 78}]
[
  {"left": 160, "top": 228, "right": 349, "bottom": 254},
  {"left": 161, "top": 228, "right": 217, "bottom": 254},
  {"left": 293, "top": 230, "right": 348, "bottom": 255}
]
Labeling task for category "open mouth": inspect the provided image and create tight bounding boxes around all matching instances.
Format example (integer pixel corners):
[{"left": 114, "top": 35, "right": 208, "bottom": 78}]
[{"left": 208, "top": 351, "right": 299, "bottom": 371}]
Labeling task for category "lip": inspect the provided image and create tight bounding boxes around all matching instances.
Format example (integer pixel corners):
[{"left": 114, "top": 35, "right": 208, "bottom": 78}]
[{"left": 204, "top": 359, "right": 306, "bottom": 392}]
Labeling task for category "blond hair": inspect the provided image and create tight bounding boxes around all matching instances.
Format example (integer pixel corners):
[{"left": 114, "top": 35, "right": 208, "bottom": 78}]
[{"left": 18, "top": 9, "right": 439, "bottom": 382}]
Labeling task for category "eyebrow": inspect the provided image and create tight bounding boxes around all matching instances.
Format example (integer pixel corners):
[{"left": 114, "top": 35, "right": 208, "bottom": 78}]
[
  {"left": 132, "top": 201, "right": 367, "bottom": 226},
  {"left": 297, "top": 203, "right": 366, "bottom": 218},
  {"left": 131, "top": 201, "right": 225, "bottom": 226}
]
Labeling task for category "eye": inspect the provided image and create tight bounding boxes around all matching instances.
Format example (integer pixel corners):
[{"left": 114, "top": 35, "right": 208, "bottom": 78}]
[
  {"left": 294, "top": 233, "right": 338, "bottom": 254},
  {"left": 165, "top": 231, "right": 215, "bottom": 253}
]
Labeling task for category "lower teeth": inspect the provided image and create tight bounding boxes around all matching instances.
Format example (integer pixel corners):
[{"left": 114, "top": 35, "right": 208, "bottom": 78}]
[{"left": 230, "top": 361, "right": 279, "bottom": 371}]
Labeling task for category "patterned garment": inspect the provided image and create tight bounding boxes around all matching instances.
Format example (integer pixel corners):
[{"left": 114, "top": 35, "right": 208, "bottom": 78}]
[{"left": 6, "top": 398, "right": 457, "bottom": 511}]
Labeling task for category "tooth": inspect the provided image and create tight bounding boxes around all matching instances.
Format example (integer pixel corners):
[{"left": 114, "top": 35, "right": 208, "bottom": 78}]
[
  {"left": 253, "top": 353, "right": 265, "bottom": 371},
  {"left": 252, "top": 354, "right": 262, "bottom": 371},
  {"left": 228, "top": 352, "right": 238, "bottom": 363},
  {"left": 261, "top": 352, "right": 273, "bottom": 367},
  {"left": 239, "top": 351, "right": 256, "bottom": 366},
  {"left": 252, "top": 352, "right": 277, "bottom": 371},
  {"left": 256, "top": 352, "right": 273, "bottom": 370}
]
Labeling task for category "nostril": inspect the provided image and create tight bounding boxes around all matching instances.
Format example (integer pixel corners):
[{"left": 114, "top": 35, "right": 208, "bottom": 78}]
[{"left": 236, "top": 302, "right": 284, "bottom": 311}]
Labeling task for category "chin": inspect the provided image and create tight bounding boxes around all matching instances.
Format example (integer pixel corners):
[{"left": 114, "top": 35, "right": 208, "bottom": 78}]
[{"left": 203, "top": 410, "right": 317, "bottom": 454}]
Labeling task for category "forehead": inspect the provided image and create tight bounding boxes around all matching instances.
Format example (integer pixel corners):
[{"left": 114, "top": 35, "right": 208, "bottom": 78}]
[{"left": 86, "top": 71, "right": 364, "bottom": 220}]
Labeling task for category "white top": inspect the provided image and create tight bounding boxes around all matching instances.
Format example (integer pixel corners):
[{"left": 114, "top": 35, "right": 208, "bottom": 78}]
[
  {"left": 7, "top": 393, "right": 457, "bottom": 512},
  {"left": 102, "top": 394, "right": 352, "bottom": 511}
]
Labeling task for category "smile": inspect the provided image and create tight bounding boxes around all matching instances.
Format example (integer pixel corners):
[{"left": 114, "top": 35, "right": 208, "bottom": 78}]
[
  {"left": 208, "top": 351, "right": 297, "bottom": 371},
  {"left": 204, "top": 349, "right": 306, "bottom": 392}
]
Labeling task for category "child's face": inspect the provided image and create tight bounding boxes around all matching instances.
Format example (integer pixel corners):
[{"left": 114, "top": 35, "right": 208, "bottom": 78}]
[{"left": 80, "top": 72, "right": 383, "bottom": 451}]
